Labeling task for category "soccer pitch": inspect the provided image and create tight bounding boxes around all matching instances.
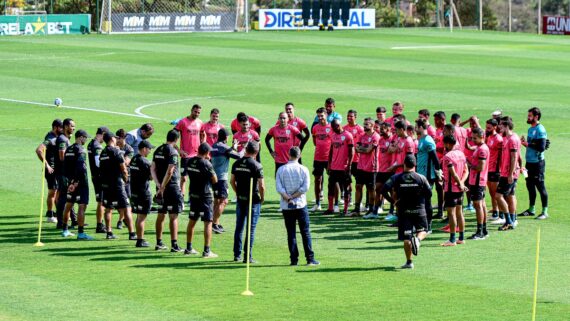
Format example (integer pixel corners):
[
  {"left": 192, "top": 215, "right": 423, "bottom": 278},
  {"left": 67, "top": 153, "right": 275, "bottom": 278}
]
[{"left": 1, "top": 29, "right": 569, "bottom": 320}]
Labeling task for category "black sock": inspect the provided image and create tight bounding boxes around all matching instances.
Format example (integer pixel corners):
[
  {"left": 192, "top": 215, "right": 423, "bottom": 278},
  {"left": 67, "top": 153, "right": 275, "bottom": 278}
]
[
  {"left": 171, "top": 240, "right": 178, "bottom": 248},
  {"left": 459, "top": 232, "right": 465, "bottom": 241},
  {"left": 62, "top": 224, "right": 68, "bottom": 231},
  {"left": 186, "top": 242, "right": 192, "bottom": 250},
  {"left": 78, "top": 226, "right": 84, "bottom": 234},
  {"left": 483, "top": 222, "right": 487, "bottom": 233},
  {"left": 97, "top": 223, "right": 103, "bottom": 228},
  {"left": 476, "top": 224, "right": 482, "bottom": 234},
  {"left": 406, "top": 259, "right": 412, "bottom": 265},
  {"left": 204, "top": 246, "right": 210, "bottom": 253},
  {"left": 107, "top": 231, "right": 113, "bottom": 236},
  {"left": 129, "top": 232, "right": 135, "bottom": 238},
  {"left": 157, "top": 239, "right": 163, "bottom": 246}
]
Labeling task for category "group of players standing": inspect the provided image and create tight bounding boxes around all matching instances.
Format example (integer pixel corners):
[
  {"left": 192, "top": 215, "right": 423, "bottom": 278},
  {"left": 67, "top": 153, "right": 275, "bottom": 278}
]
[{"left": 36, "top": 98, "right": 549, "bottom": 268}]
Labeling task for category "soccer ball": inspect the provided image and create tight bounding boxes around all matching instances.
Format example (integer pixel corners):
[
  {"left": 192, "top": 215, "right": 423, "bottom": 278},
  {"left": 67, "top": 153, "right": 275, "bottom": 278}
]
[{"left": 54, "top": 98, "right": 62, "bottom": 107}]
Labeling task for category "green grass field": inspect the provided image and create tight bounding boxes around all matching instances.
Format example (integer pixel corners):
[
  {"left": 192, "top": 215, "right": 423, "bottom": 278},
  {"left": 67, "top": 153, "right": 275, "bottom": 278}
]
[{"left": 1, "top": 29, "right": 570, "bottom": 321}]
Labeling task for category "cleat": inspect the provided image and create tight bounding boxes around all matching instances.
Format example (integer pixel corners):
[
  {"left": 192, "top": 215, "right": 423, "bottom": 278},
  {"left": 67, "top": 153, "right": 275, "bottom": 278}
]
[
  {"left": 155, "top": 244, "right": 168, "bottom": 251},
  {"left": 306, "top": 259, "right": 320, "bottom": 266},
  {"left": 535, "top": 213, "right": 549, "bottom": 220},
  {"left": 77, "top": 232, "right": 94, "bottom": 240},
  {"left": 61, "top": 230, "right": 75, "bottom": 238},
  {"left": 322, "top": 210, "right": 334, "bottom": 216},
  {"left": 106, "top": 233, "right": 117, "bottom": 240},
  {"left": 463, "top": 205, "right": 475, "bottom": 212},
  {"left": 95, "top": 225, "right": 107, "bottom": 233},
  {"left": 116, "top": 221, "right": 123, "bottom": 230},
  {"left": 411, "top": 236, "right": 420, "bottom": 256},
  {"left": 384, "top": 214, "right": 398, "bottom": 222},
  {"left": 363, "top": 213, "right": 379, "bottom": 219},
  {"left": 129, "top": 234, "right": 137, "bottom": 240},
  {"left": 234, "top": 256, "right": 242, "bottom": 262},
  {"left": 47, "top": 217, "right": 58, "bottom": 223},
  {"left": 212, "top": 224, "right": 223, "bottom": 234},
  {"left": 333, "top": 205, "right": 340, "bottom": 213},
  {"left": 184, "top": 248, "right": 199, "bottom": 255},
  {"left": 491, "top": 218, "right": 506, "bottom": 225},
  {"left": 440, "top": 241, "right": 456, "bottom": 247},
  {"left": 310, "top": 204, "right": 322, "bottom": 212},
  {"left": 519, "top": 209, "right": 535, "bottom": 217},
  {"left": 171, "top": 245, "right": 183, "bottom": 253},
  {"left": 401, "top": 262, "right": 414, "bottom": 269},
  {"left": 202, "top": 251, "right": 218, "bottom": 258},
  {"left": 468, "top": 233, "right": 486, "bottom": 240},
  {"left": 498, "top": 223, "right": 513, "bottom": 231},
  {"left": 136, "top": 240, "right": 150, "bottom": 248},
  {"left": 243, "top": 258, "right": 256, "bottom": 264},
  {"left": 512, "top": 220, "right": 518, "bottom": 228},
  {"left": 456, "top": 239, "right": 465, "bottom": 244}
]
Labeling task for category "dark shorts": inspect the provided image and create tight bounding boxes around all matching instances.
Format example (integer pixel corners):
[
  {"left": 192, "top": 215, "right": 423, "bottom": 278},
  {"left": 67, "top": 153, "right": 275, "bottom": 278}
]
[
  {"left": 497, "top": 177, "right": 517, "bottom": 196},
  {"left": 356, "top": 170, "right": 376, "bottom": 187},
  {"left": 102, "top": 185, "right": 130, "bottom": 210},
  {"left": 487, "top": 172, "right": 500, "bottom": 183},
  {"left": 328, "top": 170, "right": 350, "bottom": 197},
  {"left": 66, "top": 184, "right": 89, "bottom": 205},
  {"left": 469, "top": 185, "right": 486, "bottom": 201},
  {"left": 56, "top": 175, "right": 68, "bottom": 193},
  {"left": 213, "top": 180, "right": 229, "bottom": 199},
  {"left": 92, "top": 179, "right": 102, "bottom": 202},
  {"left": 180, "top": 158, "right": 191, "bottom": 177},
  {"left": 45, "top": 171, "right": 58, "bottom": 190},
  {"left": 398, "top": 211, "right": 428, "bottom": 241},
  {"left": 312, "top": 161, "right": 328, "bottom": 177},
  {"left": 526, "top": 160, "right": 545, "bottom": 182},
  {"left": 158, "top": 184, "right": 184, "bottom": 214},
  {"left": 376, "top": 172, "right": 393, "bottom": 185},
  {"left": 351, "top": 162, "right": 358, "bottom": 176},
  {"left": 189, "top": 199, "right": 214, "bottom": 221},
  {"left": 444, "top": 192, "right": 464, "bottom": 208},
  {"left": 125, "top": 182, "right": 131, "bottom": 198},
  {"left": 131, "top": 193, "right": 152, "bottom": 215}
]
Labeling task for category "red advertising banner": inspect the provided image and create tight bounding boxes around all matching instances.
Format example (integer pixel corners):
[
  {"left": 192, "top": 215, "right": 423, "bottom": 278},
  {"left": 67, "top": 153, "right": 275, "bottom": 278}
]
[{"left": 543, "top": 15, "right": 570, "bottom": 35}]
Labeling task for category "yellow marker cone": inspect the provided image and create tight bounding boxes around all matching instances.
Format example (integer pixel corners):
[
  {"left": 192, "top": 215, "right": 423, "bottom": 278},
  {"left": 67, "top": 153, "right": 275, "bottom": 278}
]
[
  {"left": 241, "top": 177, "right": 254, "bottom": 296},
  {"left": 34, "top": 148, "right": 47, "bottom": 247}
]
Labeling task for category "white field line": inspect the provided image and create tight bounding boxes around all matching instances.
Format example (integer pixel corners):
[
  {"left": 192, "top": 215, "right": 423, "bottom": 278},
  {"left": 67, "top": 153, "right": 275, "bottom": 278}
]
[
  {"left": 134, "top": 94, "right": 246, "bottom": 118},
  {"left": 0, "top": 98, "right": 159, "bottom": 119},
  {"left": 391, "top": 45, "right": 480, "bottom": 50}
]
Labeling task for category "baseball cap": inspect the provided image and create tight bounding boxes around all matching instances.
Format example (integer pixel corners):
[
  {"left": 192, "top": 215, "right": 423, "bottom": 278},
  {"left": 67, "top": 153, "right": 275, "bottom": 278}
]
[
  {"left": 404, "top": 154, "right": 416, "bottom": 168},
  {"left": 103, "top": 131, "right": 117, "bottom": 143},
  {"left": 75, "top": 129, "right": 90, "bottom": 139},
  {"left": 138, "top": 140, "right": 155, "bottom": 150},
  {"left": 96, "top": 126, "right": 110, "bottom": 135},
  {"left": 198, "top": 142, "right": 212, "bottom": 154},
  {"left": 217, "top": 128, "right": 230, "bottom": 142}
]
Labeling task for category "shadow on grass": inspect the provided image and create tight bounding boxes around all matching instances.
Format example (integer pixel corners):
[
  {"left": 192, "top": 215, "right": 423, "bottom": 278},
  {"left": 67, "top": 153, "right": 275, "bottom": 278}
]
[
  {"left": 129, "top": 260, "right": 286, "bottom": 270},
  {"left": 296, "top": 266, "right": 399, "bottom": 273}
]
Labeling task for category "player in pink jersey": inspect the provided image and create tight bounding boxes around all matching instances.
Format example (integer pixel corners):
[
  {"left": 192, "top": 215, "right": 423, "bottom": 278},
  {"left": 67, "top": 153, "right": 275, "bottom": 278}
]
[
  {"left": 343, "top": 110, "right": 365, "bottom": 211},
  {"left": 450, "top": 113, "right": 468, "bottom": 152},
  {"left": 200, "top": 108, "right": 224, "bottom": 147},
  {"left": 440, "top": 135, "right": 469, "bottom": 247},
  {"left": 418, "top": 109, "right": 437, "bottom": 139},
  {"left": 174, "top": 104, "right": 203, "bottom": 195},
  {"left": 496, "top": 116, "right": 522, "bottom": 231},
  {"left": 432, "top": 111, "right": 446, "bottom": 218},
  {"left": 485, "top": 118, "right": 504, "bottom": 223},
  {"left": 374, "top": 122, "right": 395, "bottom": 218},
  {"left": 387, "top": 121, "right": 415, "bottom": 174},
  {"left": 376, "top": 106, "right": 387, "bottom": 123},
  {"left": 385, "top": 101, "right": 405, "bottom": 128},
  {"left": 310, "top": 108, "right": 332, "bottom": 211},
  {"left": 325, "top": 120, "right": 353, "bottom": 216},
  {"left": 406, "top": 125, "right": 418, "bottom": 154},
  {"left": 467, "top": 128, "right": 490, "bottom": 240},
  {"left": 352, "top": 118, "right": 380, "bottom": 216},
  {"left": 230, "top": 112, "right": 261, "bottom": 135},
  {"left": 461, "top": 116, "right": 482, "bottom": 213},
  {"left": 265, "top": 111, "right": 307, "bottom": 174},
  {"left": 232, "top": 115, "right": 261, "bottom": 160},
  {"left": 284, "top": 102, "right": 309, "bottom": 148}
]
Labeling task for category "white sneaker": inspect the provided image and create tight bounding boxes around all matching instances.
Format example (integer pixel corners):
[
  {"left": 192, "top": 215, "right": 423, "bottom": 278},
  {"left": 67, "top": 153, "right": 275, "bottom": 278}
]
[
  {"left": 376, "top": 207, "right": 384, "bottom": 214},
  {"left": 333, "top": 205, "right": 340, "bottom": 213},
  {"left": 47, "top": 217, "right": 58, "bottom": 223},
  {"left": 202, "top": 251, "right": 218, "bottom": 258},
  {"left": 363, "top": 213, "right": 379, "bottom": 219},
  {"left": 513, "top": 220, "right": 519, "bottom": 227},
  {"left": 339, "top": 199, "right": 344, "bottom": 205},
  {"left": 310, "top": 204, "right": 322, "bottom": 212},
  {"left": 491, "top": 218, "right": 506, "bottom": 225}
]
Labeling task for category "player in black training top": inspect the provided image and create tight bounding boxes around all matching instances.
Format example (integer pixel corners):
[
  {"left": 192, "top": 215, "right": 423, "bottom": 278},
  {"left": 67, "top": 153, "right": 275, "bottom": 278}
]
[
  {"left": 87, "top": 126, "right": 110, "bottom": 233},
  {"left": 35, "top": 119, "right": 63, "bottom": 223},
  {"left": 61, "top": 130, "right": 93, "bottom": 240},
  {"left": 99, "top": 132, "right": 136, "bottom": 240},
  {"left": 184, "top": 143, "right": 219, "bottom": 258},
  {"left": 54, "top": 118, "right": 77, "bottom": 229},
  {"left": 231, "top": 141, "right": 265, "bottom": 263},
  {"left": 116, "top": 128, "right": 135, "bottom": 230},
  {"left": 382, "top": 155, "right": 431, "bottom": 270},
  {"left": 129, "top": 140, "right": 155, "bottom": 248},
  {"left": 151, "top": 129, "right": 184, "bottom": 252}
]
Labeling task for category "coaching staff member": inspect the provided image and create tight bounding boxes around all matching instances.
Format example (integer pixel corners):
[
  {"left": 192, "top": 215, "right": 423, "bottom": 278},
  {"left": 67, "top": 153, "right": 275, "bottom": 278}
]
[
  {"left": 382, "top": 155, "right": 430, "bottom": 269},
  {"left": 276, "top": 147, "right": 319, "bottom": 266},
  {"left": 151, "top": 129, "right": 184, "bottom": 252},
  {"left": 231, "top": 141, "right": 265, "bottom": 263},
  {"left": 35, "top": 119, "right": 63, "bottom": 223}
]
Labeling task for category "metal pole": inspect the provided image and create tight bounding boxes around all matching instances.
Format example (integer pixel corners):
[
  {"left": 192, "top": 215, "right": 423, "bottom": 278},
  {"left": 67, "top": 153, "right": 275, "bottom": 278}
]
[
  {"left": 51, "top": 0, "right": 53, "bottom": 13},
  {"left": 479, "top": 0, "right": 482, "bottom": 30},
  {"left": 96, "top": 0, "right": 99, "bottom": 31},
  {"left": 396, "top": 0, "right": 400, "bottom": 28},
  {"left": 245, "top": 0, "right": 249, "bottom": 32},
  {"left": 508, "top": 0, "right": 511, "bottom": 32},
  {"left": 436, "top": 0, "right": 440, "bottom": 27},
  {"left": 537, "top": 0, "right": 541, "bottom": 34}
]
